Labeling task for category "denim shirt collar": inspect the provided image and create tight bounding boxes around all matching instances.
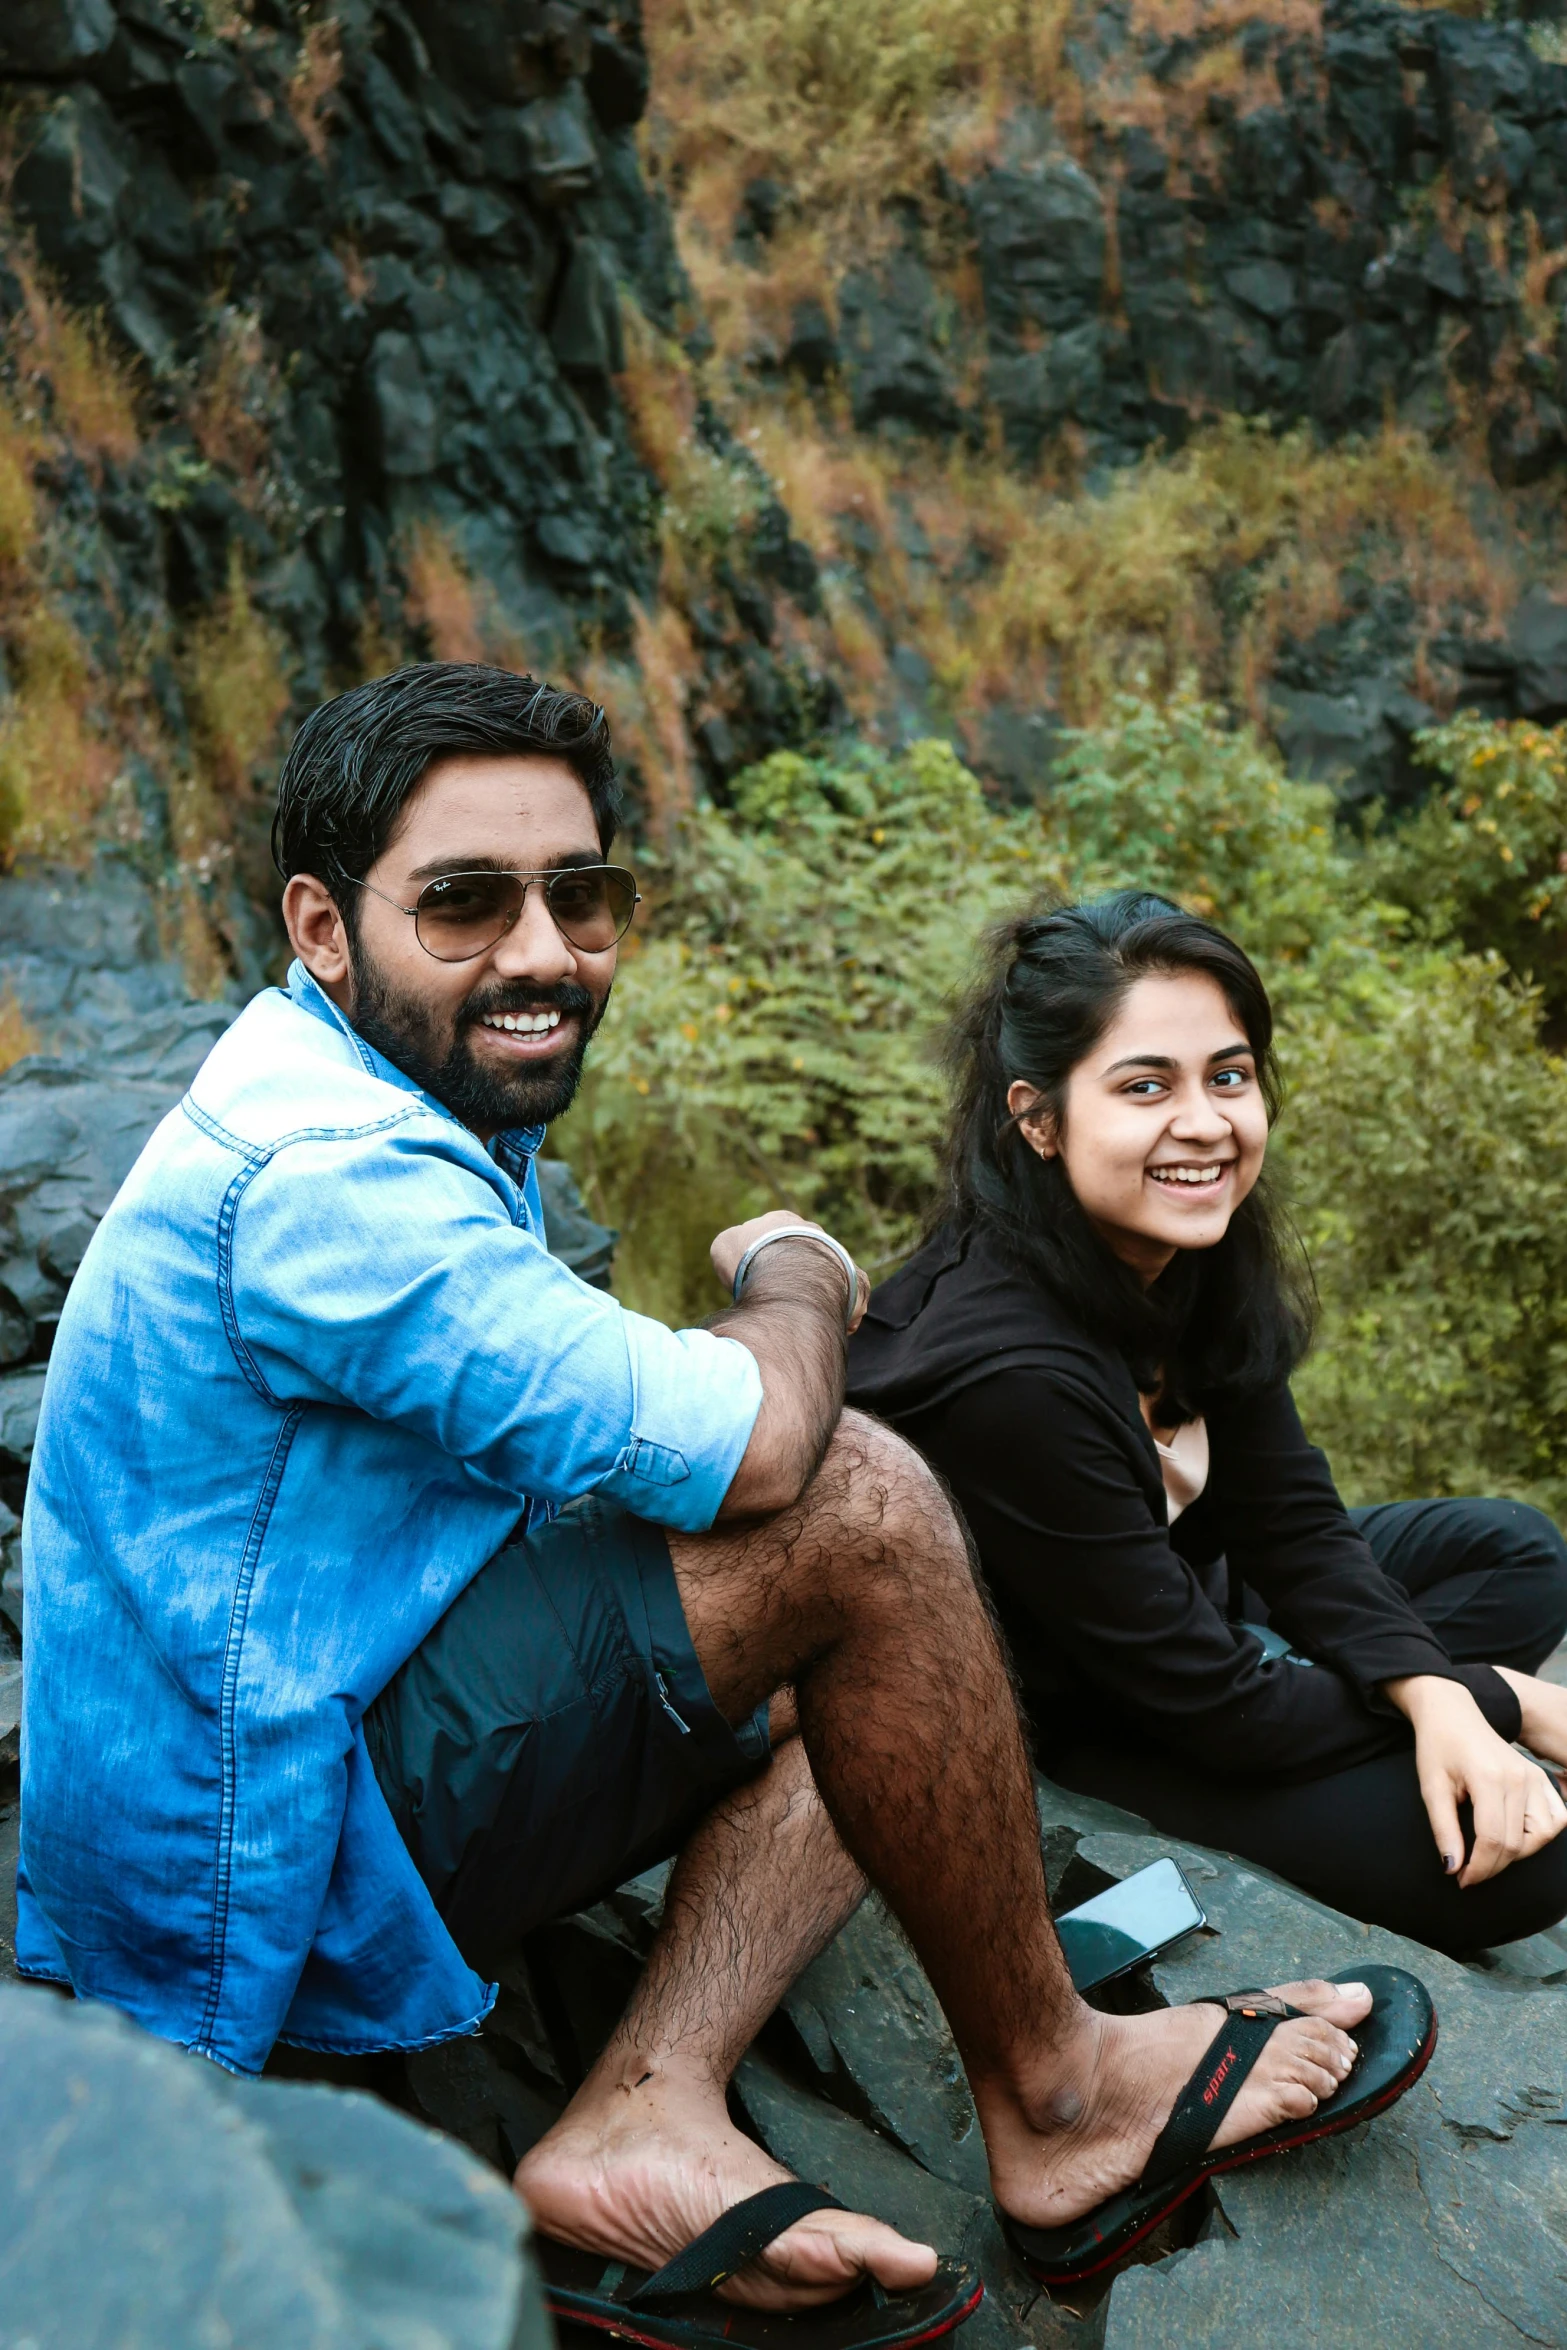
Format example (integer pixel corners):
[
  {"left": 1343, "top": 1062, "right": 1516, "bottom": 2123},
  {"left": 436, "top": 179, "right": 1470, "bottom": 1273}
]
[{"left": 285, "top": 960, "right": 546, "bottom": 1180}]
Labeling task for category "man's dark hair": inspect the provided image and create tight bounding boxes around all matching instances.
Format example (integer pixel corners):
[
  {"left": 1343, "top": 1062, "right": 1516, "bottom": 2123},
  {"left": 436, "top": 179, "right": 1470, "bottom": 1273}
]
[
  {"left": 271, "top": 663, "right": 622, "bottom": 895},
  {"left": 942, "top": 888, "right": 1315, "bottom": 1419}
]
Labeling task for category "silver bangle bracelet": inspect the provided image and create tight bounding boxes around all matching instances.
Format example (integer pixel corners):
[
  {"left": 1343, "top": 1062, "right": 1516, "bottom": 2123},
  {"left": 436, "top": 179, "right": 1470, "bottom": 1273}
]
[{"left": 730, "top": 1226, "right": 859, "bottom": 1331}]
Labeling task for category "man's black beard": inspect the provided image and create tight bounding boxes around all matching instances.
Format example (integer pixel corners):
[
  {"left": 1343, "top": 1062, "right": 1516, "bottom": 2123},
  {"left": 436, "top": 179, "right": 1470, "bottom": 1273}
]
[{"left": 347, "top": 949, "right": 605, "bottom": 1134}]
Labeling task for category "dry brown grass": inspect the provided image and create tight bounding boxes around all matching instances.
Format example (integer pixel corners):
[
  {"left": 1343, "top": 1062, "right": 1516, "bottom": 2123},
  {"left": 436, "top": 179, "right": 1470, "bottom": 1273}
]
[
  {"left": 0, "top": 987, "right": 38, "bottom": 1074},
  {"left": 190, "top": 307, "right": 273, "bottom": 489},
  {"left": 0, "top": 398, "right": 39, "bottom": 583},
  {"left": 725, "top": 400, "right": 1504, "bottom": 732},
  {"left": 0, "top": 604, "right": 122, "bottom": 863},
  {"left": 402, "top": 523, "right": 487, "bottom": 663},
  {"left": 182, "top": 550, "right": 290, "bottom": 798},
  {"left": 287, "top": 14, "right": 343, "bottom": 163},
  {"left": 580, "top": 602, "right": 703, "bottom": 841},
  {"left": 644, "top": 0, "right": 1072, "bottom": 231},
  {"left": 6, "top": 258, "right": 139, "bottom": 472},
  {"left": 1127, "top": 0, "right": 1320, "bottom": 35}
]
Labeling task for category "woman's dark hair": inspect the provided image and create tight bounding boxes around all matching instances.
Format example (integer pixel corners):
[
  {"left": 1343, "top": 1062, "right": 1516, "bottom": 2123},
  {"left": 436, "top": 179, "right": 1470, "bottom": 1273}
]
[
  {"left": 271, "top": 662, "right": 621, "bottom": 900},
  {"left": 943, "top": 889, "right": 1314, "bottom": 1416}
]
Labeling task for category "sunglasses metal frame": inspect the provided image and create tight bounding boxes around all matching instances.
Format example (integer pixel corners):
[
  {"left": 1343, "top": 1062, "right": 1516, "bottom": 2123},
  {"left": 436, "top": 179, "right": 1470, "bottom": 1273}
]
[{"left": 348, "top": 865, "right": 640, "bottom": 962}]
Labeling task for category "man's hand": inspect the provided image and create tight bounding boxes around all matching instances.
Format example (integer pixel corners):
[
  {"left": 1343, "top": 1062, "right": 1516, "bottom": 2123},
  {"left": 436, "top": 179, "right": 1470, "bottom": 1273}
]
[
  {"left": 1384, "top": 1672, "right": 1567, "bottom": 1886},
  {"left": 707, "top": 1211, "right": 870, "bottom": 1519},
  {"left": 710, "top": 1210, "right": 869, "bottom": 1333}
]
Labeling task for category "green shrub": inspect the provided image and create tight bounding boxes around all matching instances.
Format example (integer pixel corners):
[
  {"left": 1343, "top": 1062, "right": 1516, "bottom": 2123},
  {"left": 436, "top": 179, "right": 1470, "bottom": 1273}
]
[
  {"left": 1369, "top": 712, "right": 1567, "bottom": 1023},
  {"left": 1283, "top": 949, "right": 1567, "bottom": 1516}
]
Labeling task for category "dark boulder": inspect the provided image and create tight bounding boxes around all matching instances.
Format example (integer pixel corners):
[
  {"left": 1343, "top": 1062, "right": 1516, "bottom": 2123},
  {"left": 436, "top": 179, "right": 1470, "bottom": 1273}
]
[
  {"left": 1270, "top": 676, "right": 1436, "bottom": 810},
  {"left": 0, "top": 0, "right": 116, "bottom": 78},
  {"left": 1508, "top": 585, "right": 1567, "bottom": 719},
  {"left": 838, "top": 251, "right": 964, "bottom": 438}
]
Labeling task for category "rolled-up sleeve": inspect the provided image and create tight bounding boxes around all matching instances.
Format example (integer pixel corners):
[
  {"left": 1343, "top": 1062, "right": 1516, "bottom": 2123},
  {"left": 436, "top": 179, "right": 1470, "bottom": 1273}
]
[{"left": 224, "top": 1115, "right": 761, "bottom": 1532}]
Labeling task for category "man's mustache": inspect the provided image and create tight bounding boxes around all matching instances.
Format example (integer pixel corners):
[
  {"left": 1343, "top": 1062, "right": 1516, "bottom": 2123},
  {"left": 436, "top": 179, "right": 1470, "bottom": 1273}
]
[{"left": 459, "top": 979, "right": 598, "bottom": 1029}]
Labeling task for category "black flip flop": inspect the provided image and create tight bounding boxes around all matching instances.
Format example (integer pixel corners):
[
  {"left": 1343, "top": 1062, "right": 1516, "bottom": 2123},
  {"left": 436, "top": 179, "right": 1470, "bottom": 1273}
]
[
  {"left": 538, "top": 2178, "right": 984, "bottom": 2350},
  {"left": 1002, "top": 1962, "right": 1436, "bottom": 2286}
]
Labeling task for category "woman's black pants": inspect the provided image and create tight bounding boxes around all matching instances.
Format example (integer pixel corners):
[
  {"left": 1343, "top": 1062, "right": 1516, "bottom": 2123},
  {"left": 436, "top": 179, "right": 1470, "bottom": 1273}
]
[{"left": 1056, "top": 1497, "right": 1567, "bottom": 1956}]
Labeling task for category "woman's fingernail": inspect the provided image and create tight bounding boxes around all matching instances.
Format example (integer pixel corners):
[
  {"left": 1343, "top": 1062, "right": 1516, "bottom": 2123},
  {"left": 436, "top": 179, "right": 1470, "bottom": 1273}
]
[
  {"left": 1339, "top": 1982, "right": 1369, "bottom": 1999},
  {"left": 1443, "top": 1853, "right": 1460, "bottom": 1873}
]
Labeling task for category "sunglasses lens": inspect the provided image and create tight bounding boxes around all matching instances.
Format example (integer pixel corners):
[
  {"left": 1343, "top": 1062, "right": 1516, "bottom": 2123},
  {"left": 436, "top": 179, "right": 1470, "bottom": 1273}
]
[
  {"left": 546, "top": 867, "right": 638, "bottom": 951},
  {"left": 411, "top": 869, "right": 638, "bottom": 960},
  {"left": 414, "top": 873, "right": 520, "bottom": 961}
]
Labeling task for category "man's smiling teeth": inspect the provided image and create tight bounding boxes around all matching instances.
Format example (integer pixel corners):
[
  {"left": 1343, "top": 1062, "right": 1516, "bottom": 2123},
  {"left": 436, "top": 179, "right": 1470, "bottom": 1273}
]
[
  {"left": 1150, "top": 1164, "right": 1228, "bottom": 1186},
  {"left": 482, "top": 1010, "right": 560, "bottom": 1034}
]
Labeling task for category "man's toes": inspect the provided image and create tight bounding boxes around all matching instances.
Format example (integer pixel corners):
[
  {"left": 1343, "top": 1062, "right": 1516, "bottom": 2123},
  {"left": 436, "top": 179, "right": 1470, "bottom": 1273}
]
[
  {"left": 1268, "top": 1976, "right": 1373, "bottom": 2029},
  {"left": 762, "top": 2215, "right": 939, "bottom": 2297}
]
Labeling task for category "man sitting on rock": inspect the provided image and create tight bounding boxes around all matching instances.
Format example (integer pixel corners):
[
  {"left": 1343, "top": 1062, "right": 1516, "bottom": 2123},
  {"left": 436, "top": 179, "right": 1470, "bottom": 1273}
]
[{"left": 21, "top": 664, "right": 1381, "bottom": 2327}]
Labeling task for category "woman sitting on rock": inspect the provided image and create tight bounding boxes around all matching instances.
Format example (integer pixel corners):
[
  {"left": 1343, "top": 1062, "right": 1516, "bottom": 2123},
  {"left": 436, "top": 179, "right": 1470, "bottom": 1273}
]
[{"left": 848, "top": 889, "right": 1567, "bottom": 1955}]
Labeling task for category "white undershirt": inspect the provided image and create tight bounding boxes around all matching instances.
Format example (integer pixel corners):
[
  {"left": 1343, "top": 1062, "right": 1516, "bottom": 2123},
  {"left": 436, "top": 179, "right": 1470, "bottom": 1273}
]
[{"left": 1139, "top": 1396, "right": 1211, "bottom": 1524}]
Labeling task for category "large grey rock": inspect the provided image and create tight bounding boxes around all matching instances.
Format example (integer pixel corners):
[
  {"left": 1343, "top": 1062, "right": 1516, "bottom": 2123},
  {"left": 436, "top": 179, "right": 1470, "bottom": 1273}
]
[
  {"left": 1270, "top": 676, "right": 1435, "bottom": 811},
  {"left": 0, "top": 864, "right": 230, "bottom": 1063},
  {"left": 0, "top": 1984, "right": 551, "bottom": 2350},
  {"left": 1508, "top": 587, "right": 1567, "bottom": 720}
]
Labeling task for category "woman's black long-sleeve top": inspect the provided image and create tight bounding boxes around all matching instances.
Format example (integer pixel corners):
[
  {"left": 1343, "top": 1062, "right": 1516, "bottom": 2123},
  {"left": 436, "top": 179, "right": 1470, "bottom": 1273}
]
[{"left": 845, "top": 1224, "right": 1520, "bottom": 1781}]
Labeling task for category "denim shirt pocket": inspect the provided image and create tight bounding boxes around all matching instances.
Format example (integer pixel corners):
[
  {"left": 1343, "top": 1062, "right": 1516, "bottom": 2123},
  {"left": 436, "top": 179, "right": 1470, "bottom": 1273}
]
[{"left": 613, "top": 1438, "right": 691, "bottom": 1488}]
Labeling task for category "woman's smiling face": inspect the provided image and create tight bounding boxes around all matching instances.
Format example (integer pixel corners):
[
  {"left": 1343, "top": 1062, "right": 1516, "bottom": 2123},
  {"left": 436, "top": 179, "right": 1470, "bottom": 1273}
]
[{"left": 1007, "top": 969, "right": 1270, "bottom": 1285}]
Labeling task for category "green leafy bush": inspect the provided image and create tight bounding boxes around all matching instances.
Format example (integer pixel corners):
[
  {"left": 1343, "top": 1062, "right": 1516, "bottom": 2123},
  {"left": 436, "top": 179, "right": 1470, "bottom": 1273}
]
[
  {"left": 1369, "top": 712, "right": 1567, "bottom": 1023},
  {"left": 1284, "top": 949, "right": 1567, "bottom": 1516},
  {"left": 562, "top": 696, "right": 1567, "bottom": 1511}
]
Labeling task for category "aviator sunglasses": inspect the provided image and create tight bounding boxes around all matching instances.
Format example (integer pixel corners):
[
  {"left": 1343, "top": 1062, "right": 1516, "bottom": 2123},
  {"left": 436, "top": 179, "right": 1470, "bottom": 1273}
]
[{"left": 352, "top": 864, "right": 641, "bottom": 963}]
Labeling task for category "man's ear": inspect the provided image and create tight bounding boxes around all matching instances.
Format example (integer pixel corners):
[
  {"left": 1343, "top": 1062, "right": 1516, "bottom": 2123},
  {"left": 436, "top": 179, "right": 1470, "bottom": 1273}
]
[
  {"left": 283, "top": 874, "right": 352, "bottom": 993},
  {"left": 1005, "top": 1079, "right": 1058, "bottom": 1161}
]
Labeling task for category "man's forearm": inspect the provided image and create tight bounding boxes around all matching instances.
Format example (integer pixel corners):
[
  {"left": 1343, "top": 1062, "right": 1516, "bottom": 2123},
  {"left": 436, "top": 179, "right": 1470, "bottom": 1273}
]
[{"left": 709, "top": 1244, "right": 849, "bottom": 1517}]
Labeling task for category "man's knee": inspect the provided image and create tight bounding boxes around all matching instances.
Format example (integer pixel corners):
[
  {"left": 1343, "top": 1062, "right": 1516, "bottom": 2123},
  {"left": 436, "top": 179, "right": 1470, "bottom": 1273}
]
[{"left": 816, "top": 1409, "right": 971, "bottom": 1569}]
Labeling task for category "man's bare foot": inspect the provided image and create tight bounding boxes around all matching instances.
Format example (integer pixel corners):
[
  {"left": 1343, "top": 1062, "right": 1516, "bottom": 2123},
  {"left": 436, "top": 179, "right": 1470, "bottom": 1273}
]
[
  {"left": 984, "top": 1977, "right": 1374, "bottom": 2230},
  {"left": 514, "top": 2059, "right": 940, "bottom": 2311}
]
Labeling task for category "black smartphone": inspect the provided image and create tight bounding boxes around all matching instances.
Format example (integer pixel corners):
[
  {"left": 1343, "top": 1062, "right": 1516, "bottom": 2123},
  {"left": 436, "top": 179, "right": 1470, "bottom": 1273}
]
[{"left": 1056, "top": 1857, "right": 1208, "bottom": 1993}]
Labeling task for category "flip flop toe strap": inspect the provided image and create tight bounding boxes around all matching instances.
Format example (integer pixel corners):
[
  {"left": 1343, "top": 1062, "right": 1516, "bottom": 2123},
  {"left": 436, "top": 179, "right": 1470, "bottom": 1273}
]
[
  {"left": 626, "top": 2181, "right": 848, "bottom": 2309},
  {"left": 1140, "top": 1994, "right": 1302, "bottom": 2189}
]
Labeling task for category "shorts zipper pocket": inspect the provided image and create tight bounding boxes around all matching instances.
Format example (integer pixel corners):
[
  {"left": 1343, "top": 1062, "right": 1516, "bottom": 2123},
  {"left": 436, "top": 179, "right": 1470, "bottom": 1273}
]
[{"left": 655, "top": 1671, "right": 692, "bottom": 1735}]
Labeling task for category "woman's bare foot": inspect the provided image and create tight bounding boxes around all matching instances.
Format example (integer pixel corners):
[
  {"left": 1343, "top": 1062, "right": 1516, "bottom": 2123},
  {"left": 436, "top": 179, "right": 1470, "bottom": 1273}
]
[
  {"left": 514, "top": 2058, "right": 940, "bottom": 2311},
  {"left": 984, "top": 1977, "right": 1374, "bottom": 2230}
]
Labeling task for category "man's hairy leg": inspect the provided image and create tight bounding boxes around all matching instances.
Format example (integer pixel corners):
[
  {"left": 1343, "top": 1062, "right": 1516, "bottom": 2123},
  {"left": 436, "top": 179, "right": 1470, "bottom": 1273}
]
[
  {"left": 672, "top": 1411, "right": 1370, "bottom": 2232},
  {"left": 516, "top": 1732, "right": 943, "bottom": 2306}
]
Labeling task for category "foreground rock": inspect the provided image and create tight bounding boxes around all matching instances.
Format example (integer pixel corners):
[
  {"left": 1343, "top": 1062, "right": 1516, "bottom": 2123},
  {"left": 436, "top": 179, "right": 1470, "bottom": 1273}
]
[
  {"left": 0, "top": 1983, "right": 551, "bottom": 2350},
  {"left": 457, "top": 1781, "right": 1567, "bottom": 2350}
]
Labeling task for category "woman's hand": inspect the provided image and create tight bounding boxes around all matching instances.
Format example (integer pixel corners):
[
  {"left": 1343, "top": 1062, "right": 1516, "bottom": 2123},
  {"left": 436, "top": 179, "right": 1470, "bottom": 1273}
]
[{"left": 1383, "top": 1673, "right": 1567, "bottom": 1887}]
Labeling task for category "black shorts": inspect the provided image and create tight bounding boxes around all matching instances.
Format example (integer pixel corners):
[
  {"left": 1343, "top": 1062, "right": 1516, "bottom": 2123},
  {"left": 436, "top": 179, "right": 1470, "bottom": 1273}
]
[{"left": 364, "top": 1497, "right": 770, "bottom": 1971}]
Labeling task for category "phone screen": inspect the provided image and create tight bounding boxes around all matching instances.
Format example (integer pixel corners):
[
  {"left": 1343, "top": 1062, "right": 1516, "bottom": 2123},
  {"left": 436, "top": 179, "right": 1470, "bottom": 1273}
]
[{"left": 1055, "top": 1858, "right": 1207, "bottom": 1993}]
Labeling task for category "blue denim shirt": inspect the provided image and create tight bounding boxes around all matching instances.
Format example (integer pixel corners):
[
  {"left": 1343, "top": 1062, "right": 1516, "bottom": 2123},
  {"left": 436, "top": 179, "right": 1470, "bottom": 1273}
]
[{"left": 18, "top": 963, "right": 762, "bottom": 2074}]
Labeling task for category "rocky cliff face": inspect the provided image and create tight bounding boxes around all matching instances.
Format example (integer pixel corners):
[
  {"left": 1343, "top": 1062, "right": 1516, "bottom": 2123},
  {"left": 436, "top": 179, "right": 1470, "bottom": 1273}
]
[
  {"left": 665, "top": 0, "right": 1567, "bottom": 807},
  {"left": 8, "top": 0, "right": 1567, "bottom": 894},
  {"left": 2, "top": 0, "right": 676, "bottom": 673}
]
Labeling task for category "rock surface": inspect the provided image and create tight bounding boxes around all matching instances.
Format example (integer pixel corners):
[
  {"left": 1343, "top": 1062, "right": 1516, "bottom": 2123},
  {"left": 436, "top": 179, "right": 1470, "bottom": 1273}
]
[
  {"left": 0, "top": 1982, "right": 551, "bottom": 2350},
  {"left": 7, "top": 0, "right": 1567, "bottom": 829},
  {"left": 343, "top": 1766, "right": 1567, "bottom": 2350}
]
